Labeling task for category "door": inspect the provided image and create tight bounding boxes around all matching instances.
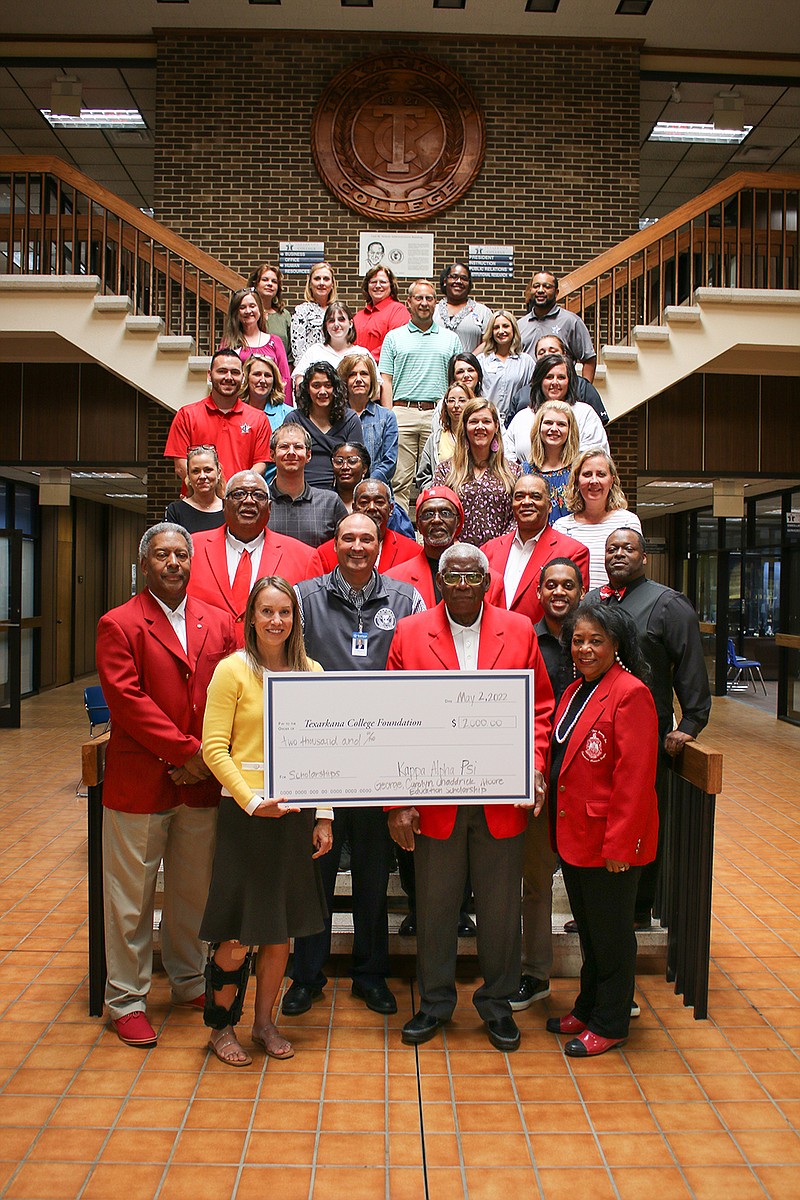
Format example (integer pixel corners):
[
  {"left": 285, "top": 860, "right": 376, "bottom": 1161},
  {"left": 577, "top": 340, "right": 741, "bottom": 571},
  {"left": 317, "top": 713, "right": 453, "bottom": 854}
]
[{"left": 0, "top": 529, "right": 22, "bottom": 727}]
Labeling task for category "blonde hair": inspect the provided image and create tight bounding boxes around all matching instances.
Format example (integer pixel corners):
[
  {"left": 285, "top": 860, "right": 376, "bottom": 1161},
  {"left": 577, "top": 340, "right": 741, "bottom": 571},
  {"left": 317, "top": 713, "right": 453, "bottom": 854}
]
[
  {"left": 447, "top": 398, "right": 517, "bottom": 495},
  {"left": 239, "top": 355, "right": 285, "bottom": 406},
  {"left": 338, "top": 353, "right": 380, "bottom": 403},
  {"left": 242, "top": 577, "right": 312, "bottom": 675},
  {"left": 564, "top": 448, "right": 628, "bottom": 515},
  {"left": 529, "top": 401, "right": 579, "bottom": 470},
  {"left": 303, "top": 261, "right": 338, "bottom": 305},
  {"left": 478, "top": 309, "right": 522, "bottom": 356}
]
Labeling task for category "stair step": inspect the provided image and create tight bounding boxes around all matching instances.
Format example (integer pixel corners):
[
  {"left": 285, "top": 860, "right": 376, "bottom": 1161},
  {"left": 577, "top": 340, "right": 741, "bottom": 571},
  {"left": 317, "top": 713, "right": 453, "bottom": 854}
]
[
  {"left": 158, "top": 334, "right": 196, "bottom": 354},
  {"left": 188, "top": 355, "right": 213, "bottom": 374},
  {"left": 633, "top": 325, "right": 670, "bottom": 343},
  {"left": 601, "top": 344, "right": 639, "bottom": 363},
  {"left": 0, "top": 273, "right": 100, "bottom": 293},
  {"left": 665, "top": 305, "right": 702, "bottom": 324},
  {"left": 125, "top": 314, "right": 165, "bottom": 335},
  {"left": 94, "top": 294, "right": 133, "bottom": 314},
  {"left": 696, "top": 286, "right": 800, "bottom": 306}
]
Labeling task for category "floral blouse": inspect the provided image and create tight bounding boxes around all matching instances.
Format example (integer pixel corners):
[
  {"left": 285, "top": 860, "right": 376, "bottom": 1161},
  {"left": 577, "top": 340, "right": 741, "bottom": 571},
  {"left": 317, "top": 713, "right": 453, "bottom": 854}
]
[
  {"left": 522, "top": 462, "right": 571, "bottom": 524},
  {"left": 290, "top": 301, "right": 326, "bottom": 362},
  {"left": 432, "top": 459, "right": 521, "bottom": 547}
]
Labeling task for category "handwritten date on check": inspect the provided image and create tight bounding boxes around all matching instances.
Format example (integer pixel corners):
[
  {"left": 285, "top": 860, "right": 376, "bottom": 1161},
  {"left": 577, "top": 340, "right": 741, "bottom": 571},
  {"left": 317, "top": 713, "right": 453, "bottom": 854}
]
[{"left": 262, "top": 671, "right": 536, "bottom": 807}]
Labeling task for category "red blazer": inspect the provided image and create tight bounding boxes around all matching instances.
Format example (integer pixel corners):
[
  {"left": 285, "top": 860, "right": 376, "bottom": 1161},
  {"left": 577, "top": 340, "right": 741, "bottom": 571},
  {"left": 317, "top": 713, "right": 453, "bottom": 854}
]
[
  {"left": 386, "top": 602, "right": 555, "bottom": 840},
  {"left": 550, "top": 663, "right": 659, "bottom": 869},
  {"left": 187, "top": 525, "right": 314, "bottom": 643},
  {"left": 309, "top": 528, "right": 420, "bottom": 577},
  {"left": 96, "top": 590, "right": 237, "bottom": 814},
  {"left": 385, "top": 551, "right": 505, "bottom": 610},
  {"left": 483, "top": 527, "right": 590, "bottom": 625}
]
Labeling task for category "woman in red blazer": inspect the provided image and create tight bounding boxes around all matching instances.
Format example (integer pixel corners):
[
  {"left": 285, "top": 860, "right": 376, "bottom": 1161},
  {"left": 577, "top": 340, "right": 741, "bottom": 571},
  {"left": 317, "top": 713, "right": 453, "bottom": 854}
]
[{"left": 547, "top": 599, "right": 659, "bottom": 1057}]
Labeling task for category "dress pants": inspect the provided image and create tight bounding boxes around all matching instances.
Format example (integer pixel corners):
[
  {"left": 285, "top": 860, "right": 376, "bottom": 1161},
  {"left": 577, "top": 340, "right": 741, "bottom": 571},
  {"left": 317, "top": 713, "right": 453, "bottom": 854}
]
[
  {"left": 103, "top": 804, "right": 217, "bottom": 1017},
  {"left": 560, "top": 859, "right": 642, "bottom": 1040},
  {"left": 635, "top": 751, "right": 669, "bottom": 920},
  {"left": 291, "top": 806, "right": 393, "bottom": 989},
  {"left": 521, "top": 808, "right": 556, "bottom": 980},
  {"left": 415, "top": 806, "right": 524, "bottom": 1022},
  {"left": 393, "top": 404, "right": 434, "bottom": 513}
]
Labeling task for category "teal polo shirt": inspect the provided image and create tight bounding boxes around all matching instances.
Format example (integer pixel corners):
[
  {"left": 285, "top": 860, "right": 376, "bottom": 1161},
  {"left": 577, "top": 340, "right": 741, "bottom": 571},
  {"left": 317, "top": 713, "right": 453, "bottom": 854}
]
[{"left": 379, "top": 321, "right": 463, "bottom": 403}]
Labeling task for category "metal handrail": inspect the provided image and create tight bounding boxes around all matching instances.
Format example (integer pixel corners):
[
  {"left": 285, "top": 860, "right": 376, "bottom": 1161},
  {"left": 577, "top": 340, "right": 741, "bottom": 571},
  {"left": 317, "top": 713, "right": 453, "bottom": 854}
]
[
  {"left": 556, "top": 171, "right": 800, "bottom": 351},
  {"left": 0, "top": 155, "right": 245, "bottom": 356}
]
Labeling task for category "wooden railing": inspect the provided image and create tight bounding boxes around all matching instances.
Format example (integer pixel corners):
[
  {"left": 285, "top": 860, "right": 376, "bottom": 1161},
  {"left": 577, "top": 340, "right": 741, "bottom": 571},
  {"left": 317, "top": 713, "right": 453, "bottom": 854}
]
[
  {"left": 0, "top": 156, "right": 244, "bottom": 356},
  {"left": 558, "top": 171, "right": 800, "bottom": 351}
]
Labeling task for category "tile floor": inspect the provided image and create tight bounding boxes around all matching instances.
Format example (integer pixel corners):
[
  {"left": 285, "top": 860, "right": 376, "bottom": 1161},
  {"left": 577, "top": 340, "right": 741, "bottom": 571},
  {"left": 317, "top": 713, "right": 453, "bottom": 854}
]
[{"left": 1, "top": 682, "right": 799, "bottom": 1199}]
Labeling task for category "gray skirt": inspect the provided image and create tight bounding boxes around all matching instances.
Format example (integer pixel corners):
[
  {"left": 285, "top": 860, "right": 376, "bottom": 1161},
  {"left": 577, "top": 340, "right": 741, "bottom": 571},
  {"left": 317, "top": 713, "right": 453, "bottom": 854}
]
[{"left": 199, "top": 796, "right": 328, "bottom": 945}]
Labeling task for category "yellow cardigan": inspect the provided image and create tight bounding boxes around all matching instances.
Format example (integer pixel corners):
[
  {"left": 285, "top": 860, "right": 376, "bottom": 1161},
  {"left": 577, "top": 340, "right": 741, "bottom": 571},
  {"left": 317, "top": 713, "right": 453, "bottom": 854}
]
[{"left": 202, "top": 651, "right": 332, "bottom": 818}]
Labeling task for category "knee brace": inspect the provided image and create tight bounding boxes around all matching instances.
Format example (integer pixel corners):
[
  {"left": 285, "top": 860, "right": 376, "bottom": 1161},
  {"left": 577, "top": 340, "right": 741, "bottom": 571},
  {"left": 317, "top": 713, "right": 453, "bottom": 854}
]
[{"left": 203, "top": 945, "right": 254, "bottom": 1030}]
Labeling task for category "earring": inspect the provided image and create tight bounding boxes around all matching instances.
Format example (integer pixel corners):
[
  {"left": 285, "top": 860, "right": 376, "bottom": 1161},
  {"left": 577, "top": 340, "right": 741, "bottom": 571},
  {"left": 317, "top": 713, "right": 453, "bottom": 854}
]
[{"left": 490, "top": 436, "right": 499, "bottom": 453}]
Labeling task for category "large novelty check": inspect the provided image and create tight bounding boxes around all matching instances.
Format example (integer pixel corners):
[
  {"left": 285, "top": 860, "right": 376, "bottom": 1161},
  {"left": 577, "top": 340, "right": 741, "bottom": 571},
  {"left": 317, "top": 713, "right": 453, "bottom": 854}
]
[{"left": 262, "top": 670, "right": 535, "bottom": 807}]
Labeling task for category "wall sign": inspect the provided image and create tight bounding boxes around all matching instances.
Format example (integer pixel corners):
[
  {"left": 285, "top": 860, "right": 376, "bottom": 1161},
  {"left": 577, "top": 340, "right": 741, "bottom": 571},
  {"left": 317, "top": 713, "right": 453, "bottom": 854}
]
[
  {"left": 468, "top": 245, "right": 515, "bottom": 280},
  {"left": 358, "top": 232, "right": 434, "bottom": 277},
  {"left": 312, "top": 55, "right": 485, "bottom": 224},
  {"left": 279, "top": 242, "right": 325, "bottom": 275}
]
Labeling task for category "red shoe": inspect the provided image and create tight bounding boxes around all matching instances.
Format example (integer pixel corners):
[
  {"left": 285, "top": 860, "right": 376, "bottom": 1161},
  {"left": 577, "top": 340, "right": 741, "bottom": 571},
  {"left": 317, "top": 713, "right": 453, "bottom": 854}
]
[
  {"left": 174, "top": 994, "right": 205, "bottom": 1011},
  {"left": 112, "top": 1011, "right": 158, "bottom": 1047},
  {"left": 565, "top": 1030, "right": 627, "bottom": 1057},
  {"left": 546, "top": 1013, "right": 587, "bottom": 1035}
]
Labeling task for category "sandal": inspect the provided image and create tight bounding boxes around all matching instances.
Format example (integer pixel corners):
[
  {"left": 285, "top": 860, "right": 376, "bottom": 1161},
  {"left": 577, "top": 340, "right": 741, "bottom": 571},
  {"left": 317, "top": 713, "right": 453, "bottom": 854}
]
[
  {"left": 252, "top": 1026, "right": 294, "bottom": 1060},
  {"left": 207, "top": 1027, "right": 252, "bottom": 1067}
]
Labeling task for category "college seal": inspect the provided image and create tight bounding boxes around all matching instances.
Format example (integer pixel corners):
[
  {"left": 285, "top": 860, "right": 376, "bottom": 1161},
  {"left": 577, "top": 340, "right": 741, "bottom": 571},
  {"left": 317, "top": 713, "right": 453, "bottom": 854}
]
[
  {"left": 373, "top": 607, "right": 397, "bottom": 630},
  {"left": 311, "top": 55, "right": 485, "bottom": 223}
]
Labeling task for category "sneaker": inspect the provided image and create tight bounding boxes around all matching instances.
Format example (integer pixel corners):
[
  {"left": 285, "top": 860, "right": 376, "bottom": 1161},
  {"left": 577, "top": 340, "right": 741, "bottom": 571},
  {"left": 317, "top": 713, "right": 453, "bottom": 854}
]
[
  {"left": 630, "top": 999, "right": 641, "bottom": 1018},
  {"left": 112, "top": 1011, "right": 158, "bottom": 1047},
  {"left": 509, "top": 975, "right": 550, "bottom": 1011}
]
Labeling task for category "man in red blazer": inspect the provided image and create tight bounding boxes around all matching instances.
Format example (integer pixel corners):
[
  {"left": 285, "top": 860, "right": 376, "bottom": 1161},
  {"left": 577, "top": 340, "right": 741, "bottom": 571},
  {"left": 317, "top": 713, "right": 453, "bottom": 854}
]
[
  {"left": 308, "top": 479, "right": 420, "bottom": 575},
  {"left": 385, "top": 485, "right": 464, "bottom": 609},
  {"left": 483, "top": 474, "right": 590, "bottom": 624},
  {"left": 187, "top": 470, "right": 314, "bottom": 645},
  {"left": 387, "top": 544, "right": 554, "bottom": 1053},
  {"left": 97, "top": 523, "right": 236, "bottom": 1048}
]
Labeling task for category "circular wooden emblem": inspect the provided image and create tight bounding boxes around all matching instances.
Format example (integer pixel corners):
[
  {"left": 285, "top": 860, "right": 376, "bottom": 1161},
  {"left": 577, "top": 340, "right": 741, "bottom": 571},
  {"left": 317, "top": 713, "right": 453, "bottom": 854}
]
[{"left": 312, "top": 55, "right": 485, "bottom": 223}]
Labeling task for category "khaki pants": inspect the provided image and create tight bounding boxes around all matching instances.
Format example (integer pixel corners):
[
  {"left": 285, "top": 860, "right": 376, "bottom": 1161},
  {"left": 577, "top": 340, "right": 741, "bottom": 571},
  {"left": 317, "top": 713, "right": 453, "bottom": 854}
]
[
  {"left": 103, "top": 805, "right": 217, "bottom": 1017},
  {"left": 393, "top": 404, "right": 434, "bottom": 513}
]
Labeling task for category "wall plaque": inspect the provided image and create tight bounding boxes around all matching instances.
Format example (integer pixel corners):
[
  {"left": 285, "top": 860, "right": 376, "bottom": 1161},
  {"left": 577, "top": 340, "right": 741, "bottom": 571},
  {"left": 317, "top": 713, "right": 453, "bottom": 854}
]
[{"left": 312, "top": 55, "right": 485, "bottom": 224}]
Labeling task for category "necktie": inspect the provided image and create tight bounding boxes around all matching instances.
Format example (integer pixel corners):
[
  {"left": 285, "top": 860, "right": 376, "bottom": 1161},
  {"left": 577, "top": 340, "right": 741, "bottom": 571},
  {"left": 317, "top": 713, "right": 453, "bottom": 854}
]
[
  {"left": 599, "top": 584, "right": 626, "bottom": 602},
  {"left": 231, "top": 549, "right": 252, "bottom": 618}
]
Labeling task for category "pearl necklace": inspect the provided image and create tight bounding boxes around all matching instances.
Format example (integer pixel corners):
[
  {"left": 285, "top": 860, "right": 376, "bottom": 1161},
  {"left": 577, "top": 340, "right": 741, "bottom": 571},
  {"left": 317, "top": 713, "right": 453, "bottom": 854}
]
[{"left": 554, "top": 680, "right": 599, "bottom": 745}]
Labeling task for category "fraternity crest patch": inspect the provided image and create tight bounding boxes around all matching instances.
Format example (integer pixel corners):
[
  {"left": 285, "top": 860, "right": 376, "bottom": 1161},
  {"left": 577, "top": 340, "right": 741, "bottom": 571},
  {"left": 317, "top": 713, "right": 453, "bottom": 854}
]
[
  {"left": 373, "top": 607, "right": 397, "bottom": 630},
  {"left": 581, "top": 729, "right": 607, "bottom": 763}
]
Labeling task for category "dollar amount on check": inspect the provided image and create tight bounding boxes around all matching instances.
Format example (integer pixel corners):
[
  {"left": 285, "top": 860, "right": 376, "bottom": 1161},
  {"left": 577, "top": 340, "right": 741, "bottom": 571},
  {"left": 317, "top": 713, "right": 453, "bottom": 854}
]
[{"left": 262, "top": 670, "right": 536, "bottom": 806}]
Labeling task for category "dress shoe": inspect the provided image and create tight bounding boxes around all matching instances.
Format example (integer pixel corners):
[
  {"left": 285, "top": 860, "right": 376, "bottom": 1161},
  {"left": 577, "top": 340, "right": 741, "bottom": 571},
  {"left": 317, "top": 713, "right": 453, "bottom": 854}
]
[
  {"left": 457, "top": 913, "right": 477, "bottom": 938},
  {"left": 397, "top": 913, "right": 417, "bottom": 937},
  {"left": 565, "top": 1030, "right": 627, "bottom": 1057},
  {"left": 112, "top": 1011, "right": 158, "bottom": 1047},
  {"left": 484, "top": 1015, "right": 521, "bottom": 1053},
  {"left": 402, "top": 1011, "right": 442, "bottom": 1045},
  {"left": 545, "top": 1012, "right": 587, "bottom": 1035},
  {"left": 563, "top": 919, "right": 579, "bottom": 933},
  {"left": 510, "top": 975, "right": 550, "bottom": 1011},
  {"left": 174, "top": 993, "right": 205, "bottom": 1011},
  {"left": 351, "top": 980, "right": 397, "bottom": 1014},
  {"left": 281, "top": 982, "right": 323, "bottom": 1016},
  {"left": 630, "top": 999, "right": 641, "bottom": 1018}
]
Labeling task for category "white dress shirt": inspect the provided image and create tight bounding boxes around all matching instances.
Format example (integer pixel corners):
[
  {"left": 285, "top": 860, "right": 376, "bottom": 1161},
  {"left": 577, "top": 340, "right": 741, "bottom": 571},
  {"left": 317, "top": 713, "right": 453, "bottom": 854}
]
[
  {"left": 503, "top": 529, "right": 542, "bottom": 607},
  {"left": 148, "top": 591, "right": 188, "bottom": 654},
  {"left": 225, "top": 529, "right": 265, "bottom": 590},
  {"left": 445, "top": 608, "right": 483, "bottom": 670}
]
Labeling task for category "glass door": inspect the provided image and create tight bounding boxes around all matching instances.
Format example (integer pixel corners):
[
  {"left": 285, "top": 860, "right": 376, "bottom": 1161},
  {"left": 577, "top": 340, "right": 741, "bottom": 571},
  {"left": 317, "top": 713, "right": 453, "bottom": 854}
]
[{"left": 0, "top": 529, "right": 22, "bottom": 727}]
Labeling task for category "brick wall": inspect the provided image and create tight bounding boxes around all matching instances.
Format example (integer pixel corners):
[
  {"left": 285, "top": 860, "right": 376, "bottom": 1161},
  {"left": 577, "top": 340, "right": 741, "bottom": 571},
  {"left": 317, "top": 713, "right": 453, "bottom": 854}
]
[{"left": 147, "top": 400, "right": 178, "bottom": 528}]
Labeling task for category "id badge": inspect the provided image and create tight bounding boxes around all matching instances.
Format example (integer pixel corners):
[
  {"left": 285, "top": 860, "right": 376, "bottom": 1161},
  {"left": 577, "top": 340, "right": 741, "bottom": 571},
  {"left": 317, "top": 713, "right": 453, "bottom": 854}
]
[{"left": 351, "top": 630, "right": 369, "bottom": 657}]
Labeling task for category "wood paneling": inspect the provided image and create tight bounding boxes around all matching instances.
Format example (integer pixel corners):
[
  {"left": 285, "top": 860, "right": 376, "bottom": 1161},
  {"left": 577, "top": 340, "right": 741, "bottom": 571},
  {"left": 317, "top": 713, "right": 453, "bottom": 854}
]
[
  {"left": 21, "top": 364, "right": 79, "bottom": 462},
  {"left": 704, "top": 375, "right": 760, "bottom": 473},
  {"left": 761, "top": 377, "right": 800, "bottom": 474},
  {"left": 0, "top": 364, "right": 22, "bottom": 464},
  {"left": 78, "top": 365, "right": 140, "bottom": 463},
  {"left": 107, "top": 506, "right": 145, "bottom": 611},
  {"left": 38, "top": 507, "right": 58, "bottom": 690},
  {"left": 646, "top": 375, "right": 703, "bottom": 473},
  {"left": 74, "top": 499, "right": 106, "bottom": 677},
  {"left": 55, "top": 506, "right": 73, "bottom": 686}
]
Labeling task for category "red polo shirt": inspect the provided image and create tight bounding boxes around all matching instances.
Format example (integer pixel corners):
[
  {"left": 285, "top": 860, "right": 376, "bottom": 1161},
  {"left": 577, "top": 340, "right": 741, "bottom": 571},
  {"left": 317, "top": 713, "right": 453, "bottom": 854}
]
[{"left": 164, "top": 397, "right": 272, "bottom": 483}]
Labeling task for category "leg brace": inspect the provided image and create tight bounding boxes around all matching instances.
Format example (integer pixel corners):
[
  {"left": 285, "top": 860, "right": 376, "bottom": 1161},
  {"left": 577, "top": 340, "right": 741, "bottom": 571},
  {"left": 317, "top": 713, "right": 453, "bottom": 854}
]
[{"left": 203, "top": 945, "right": 255, "bottom": 1031}]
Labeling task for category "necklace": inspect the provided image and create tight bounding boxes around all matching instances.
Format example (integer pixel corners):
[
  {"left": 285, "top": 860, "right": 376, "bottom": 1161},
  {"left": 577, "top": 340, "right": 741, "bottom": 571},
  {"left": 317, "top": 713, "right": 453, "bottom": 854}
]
[{"left": 554, "top": 680, "right": 599, "bottom": 745}]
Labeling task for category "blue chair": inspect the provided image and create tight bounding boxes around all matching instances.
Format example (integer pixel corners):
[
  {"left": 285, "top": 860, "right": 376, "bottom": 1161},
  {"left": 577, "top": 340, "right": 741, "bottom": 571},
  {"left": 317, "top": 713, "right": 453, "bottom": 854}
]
[
  {"left": 726, "top": 639, "right": 767, "bottom": 696},
  {"left": 84, "top": 685, "right": 110, "bottom": 736}
]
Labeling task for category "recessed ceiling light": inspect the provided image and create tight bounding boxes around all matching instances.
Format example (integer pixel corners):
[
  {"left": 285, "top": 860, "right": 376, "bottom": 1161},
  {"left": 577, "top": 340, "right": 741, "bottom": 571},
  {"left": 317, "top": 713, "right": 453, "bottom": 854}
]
[
  {"left": 526, "top": 0, "right": 560, "bottom": 10},
  {"left": 341, "top": 0, "right": 373, "bottom": 6},
  {"left": 649, "top": 121, "right": 752, "bottom": 145},
  {"left": 616, "top": 0, "right": 652, "bottom": 13},
  {"left": 41, "top": 108, "right": 146, "bottom": 130},
  {"left": 72, "top": 472, "right": 137, "bottom": 480},
  {"left": 646, "top": 481, "right": 713, "bottom": 489},
  {"left": 434, "top": 0, "right": 467, "bottom": 8},
  {"left": 249, "top": 0, "right": 281, "bottom": 4}
]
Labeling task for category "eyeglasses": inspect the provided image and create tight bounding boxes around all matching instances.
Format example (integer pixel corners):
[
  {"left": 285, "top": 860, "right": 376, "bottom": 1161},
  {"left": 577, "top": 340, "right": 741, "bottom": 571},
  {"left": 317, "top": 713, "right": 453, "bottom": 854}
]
[
  {"left": 332, "top": 456, "right": 364, "bottom": 467},
  {"left": 440, "top": 571, "right": 485, "bottom": 586},
  {"left": 417, "top": 509, "right": 457, "bottom": 523},
  {"left": 226, "top": 488, "right": 269, "bottom": 503}
]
